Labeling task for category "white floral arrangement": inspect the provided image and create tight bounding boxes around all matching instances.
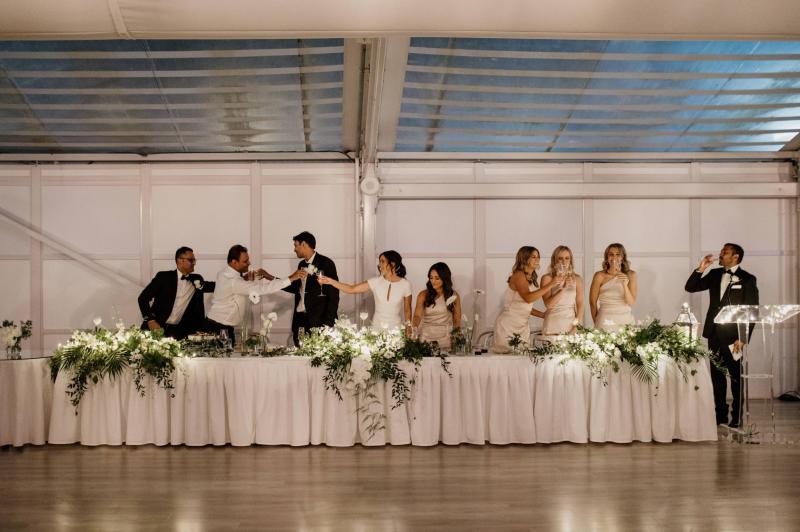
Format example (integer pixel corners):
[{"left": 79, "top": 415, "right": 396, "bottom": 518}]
[
  {"left": 1, "top": 320, "right": 32, "bottom": 359},
  {"left": 259, "top": 312, "right": 278, "bottom": 342},
  {"left": 296, "top": 318, "right": 447, "bottom": 438},
  {"left": 527, "top": 320, "right": 709, "bottom": 388},
  {"left": 50, "top": 322, "right": 184, "bottom": 407}
]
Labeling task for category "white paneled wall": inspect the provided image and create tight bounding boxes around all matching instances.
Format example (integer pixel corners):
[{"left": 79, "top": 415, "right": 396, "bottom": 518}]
[
  {"left": 0, "top": 162, "right": 357, "bottom": 352},
  {"left": 376, "top": 161, "right": 798, "bottom": 397},
  {"left": 0, "top": 159, "right": 797, "bottom": 397}
]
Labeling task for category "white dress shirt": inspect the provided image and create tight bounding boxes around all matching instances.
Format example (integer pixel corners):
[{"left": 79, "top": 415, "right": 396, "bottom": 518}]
[
  {"left": 720, "top": 264, "right": 739, "bottom": 301},
  {"left": 297, "top": 252, "right": 316, "bottom": 313},
  {"left": 207, "top": 266, "right": 290, "bottom": 326},
  {"left": 166, "top": 270, "right": 195, "bottom": 325}
]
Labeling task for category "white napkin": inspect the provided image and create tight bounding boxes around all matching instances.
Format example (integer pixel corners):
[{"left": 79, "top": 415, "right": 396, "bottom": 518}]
[{"left": 730, "top": 343, "right": 742, "bottom": 361}]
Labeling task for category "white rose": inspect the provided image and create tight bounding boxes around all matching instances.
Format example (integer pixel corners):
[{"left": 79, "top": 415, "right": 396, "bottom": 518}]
[{"left": 193, "top": 280, "right": 202, "bottom": 289}]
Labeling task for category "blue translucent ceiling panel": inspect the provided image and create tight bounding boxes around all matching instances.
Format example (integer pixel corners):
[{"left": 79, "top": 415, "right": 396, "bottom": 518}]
[
  {"left": 0, "top": 39, "right": 344, "bottom": 154},
  {"left": 402, "top": 37, "right": 800, "bottom": 153}
]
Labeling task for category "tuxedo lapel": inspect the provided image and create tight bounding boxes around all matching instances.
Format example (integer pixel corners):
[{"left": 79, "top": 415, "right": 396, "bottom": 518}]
[{"left": 166, "top": 270, "right": 179, "bottom": 306}]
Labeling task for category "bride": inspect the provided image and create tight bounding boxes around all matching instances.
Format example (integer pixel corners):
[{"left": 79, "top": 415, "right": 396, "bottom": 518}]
[{"left": 319, "top": 250, "right": 412, "bottom": 331}]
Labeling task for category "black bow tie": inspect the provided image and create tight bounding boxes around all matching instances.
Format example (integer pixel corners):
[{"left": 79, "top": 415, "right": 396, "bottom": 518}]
[
  {"left": 181, "top": 274, "right": 191, "bottom": 281},
  {"left": 724, "top": 269, "right": 734, "bottom": 275}
]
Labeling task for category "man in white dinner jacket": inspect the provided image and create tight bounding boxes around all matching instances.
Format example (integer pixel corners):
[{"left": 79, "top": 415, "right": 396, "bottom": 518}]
[{"left": 206, "top": 244, "right": 305, "bottom": 342}]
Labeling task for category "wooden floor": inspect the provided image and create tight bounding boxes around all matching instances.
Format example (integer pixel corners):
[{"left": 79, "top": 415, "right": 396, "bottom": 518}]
[{"left": 3, "top": 402, "right": 800, "bottom": 532}]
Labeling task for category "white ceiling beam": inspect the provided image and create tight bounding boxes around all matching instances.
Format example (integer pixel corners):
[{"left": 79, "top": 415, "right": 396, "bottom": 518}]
[
  {"left": 0, "top": 152, "right": 352, "bottom": 162},
  {"left": 379, "top": 151, "right": 800, "bottom": 161},
  {"left": 379, "top": 181, "right": 799, "bottom": 200},
  {"left": 341, "top": 39, "right": 364, "bottom": 153},
  {"left": 1, "top": 0, "right": 800, "bottom": 40},
  {"left": 374, "top": 37, "right": 409, "bottom": 153}
]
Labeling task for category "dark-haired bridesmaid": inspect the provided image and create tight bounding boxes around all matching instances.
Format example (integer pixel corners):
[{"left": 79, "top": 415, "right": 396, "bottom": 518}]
[{"left": 412, "top": 262, "right": 461, "bottom": 350}]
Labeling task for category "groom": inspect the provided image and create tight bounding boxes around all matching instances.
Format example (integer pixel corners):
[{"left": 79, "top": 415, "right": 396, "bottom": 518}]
[
  {"left": 283, "top": 231, "right": 339, "bottom": 346},
  {"left": 684, "top": 243, "right": 759, "bottom": 428}
]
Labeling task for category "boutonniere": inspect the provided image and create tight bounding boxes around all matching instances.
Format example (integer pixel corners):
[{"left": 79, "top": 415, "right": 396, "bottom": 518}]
[
  {"left": 305, "top": 264, "right": 318, "bottom": 275},
  {"left": 193, "top": 279, "right": 202, "bottom": 289},
  {"left": 730, "top": 275, "right": 740, "bottom": 284}
]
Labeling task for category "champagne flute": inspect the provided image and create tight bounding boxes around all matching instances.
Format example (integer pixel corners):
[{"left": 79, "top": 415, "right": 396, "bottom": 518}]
[{"left": 316, "top": 269, "right": 326, "bottom": 297}]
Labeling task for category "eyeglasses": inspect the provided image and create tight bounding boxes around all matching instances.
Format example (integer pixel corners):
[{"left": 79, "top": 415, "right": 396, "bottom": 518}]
[{"left": 179, "top": 257, "right": 197, "bottom": 263}]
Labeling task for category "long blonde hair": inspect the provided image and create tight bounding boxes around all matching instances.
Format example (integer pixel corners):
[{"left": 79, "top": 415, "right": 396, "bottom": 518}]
[
  {"left": 547, "top": 245, "right": 574, "bottom": 277},
  {"left": 510, "top": 246, "right": 539, "bottom": 287},
  {"left": 603, "top": 243, "right": 631, "bottom": 274}
]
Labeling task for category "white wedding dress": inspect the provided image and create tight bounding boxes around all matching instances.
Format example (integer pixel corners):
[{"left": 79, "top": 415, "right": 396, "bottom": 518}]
[{"left": 367, "top": 276, "right": 412, "bottom": 329}]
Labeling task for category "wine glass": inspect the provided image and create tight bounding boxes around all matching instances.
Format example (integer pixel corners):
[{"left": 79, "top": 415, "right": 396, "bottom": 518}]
[
  {"left": 316, "top": 269, "right": 327, "bottom": 297},
  {"left": 219, "top": 329, "right": 232, "bottom": 351}
]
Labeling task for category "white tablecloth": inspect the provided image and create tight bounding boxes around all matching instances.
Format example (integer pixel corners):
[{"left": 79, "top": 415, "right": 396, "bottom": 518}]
[
  {"left": 0, "top": 358, "right": 53, "bottom": 447},
  {"left": 45, "top": 355, "right": 717, "bottom": 446}
]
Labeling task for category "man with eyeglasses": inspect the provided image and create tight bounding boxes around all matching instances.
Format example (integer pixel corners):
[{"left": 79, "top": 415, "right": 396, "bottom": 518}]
[{"left": 137, "top": 246, "right": 216, "bottom": 340}]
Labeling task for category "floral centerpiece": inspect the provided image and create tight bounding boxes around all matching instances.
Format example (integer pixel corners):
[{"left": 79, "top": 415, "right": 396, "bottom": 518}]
[
  {"left": 527, "top": 319, "right": 709, "bottom": 388},
  {"left": 1, "top": 320, "right": 32, "bottom": 359},
  {"left": 50, "top": 321, "right": 184, "bottom": 407},
  {"left": 295, "top": 317, "right": 448, "bottom": 438},
  {"left": 181, "top": 332, "right": 233, "bottom": 358},
  {"left": 242, "top": 312, "right": 293, "bottom": 357}
]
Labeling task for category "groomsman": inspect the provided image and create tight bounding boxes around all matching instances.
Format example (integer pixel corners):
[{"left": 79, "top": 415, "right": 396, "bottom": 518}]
[
  {"left": 685, "top": 243, "right": 759, "bottom": 428},
  {"left": 283, "top": 231, "right": 339, "bottom": 346},
  {"left": 138, "top": 246, "right": 215, "bottom": 340},
  {"left": 206, "top": 244, "right": 304, "bottom": 342}
]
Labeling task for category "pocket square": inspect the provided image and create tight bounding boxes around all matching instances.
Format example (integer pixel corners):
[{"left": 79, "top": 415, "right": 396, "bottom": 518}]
[{"left": 731, "top": 285, "right": 742, "bottom": 290}]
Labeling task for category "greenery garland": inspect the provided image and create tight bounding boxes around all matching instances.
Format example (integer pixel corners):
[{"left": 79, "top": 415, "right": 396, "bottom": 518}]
[
  {"left": 525, "top": 320, "right": 709, "bottom": 388},
  {"left": 295, "top": 318, "right": 450, "bottom": 438},
  {"left": 50, "top": 325, "right": 183, "bottom": 408}
]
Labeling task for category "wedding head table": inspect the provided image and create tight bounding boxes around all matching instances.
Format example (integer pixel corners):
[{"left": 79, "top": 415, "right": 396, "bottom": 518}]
[{"left": 2, "top": 353, "right": 717, "bottom": 447}]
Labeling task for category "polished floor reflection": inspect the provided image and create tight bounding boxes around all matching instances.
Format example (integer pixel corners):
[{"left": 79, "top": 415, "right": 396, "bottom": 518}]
[{"left": 3, "top": 402, "right": 800, "bottom": 532}]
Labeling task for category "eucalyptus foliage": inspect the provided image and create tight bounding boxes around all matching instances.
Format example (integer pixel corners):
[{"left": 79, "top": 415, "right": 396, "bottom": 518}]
[
  {"left": 296, "top": 318, "right": 449, "bottom": 438},
  {"left": 50, "top": 325, "right": 183, "bottom": 408},
  {"left": 527, "top": 320, "right": 709, "bottom": 387}
]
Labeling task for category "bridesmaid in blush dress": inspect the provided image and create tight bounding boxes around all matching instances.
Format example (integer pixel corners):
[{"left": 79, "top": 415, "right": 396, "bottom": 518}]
[
  {"left": 412, "top": 262, "right": 461, "bottom": 351},
  {"left": 541, "top": 245, "right": 584, "bottom": 336},
  {"left": 589, "top": 243, "right": 637, "bottom": 332},
  {"left": 491, "top": 246, "right": 554, "bottom": 353}
]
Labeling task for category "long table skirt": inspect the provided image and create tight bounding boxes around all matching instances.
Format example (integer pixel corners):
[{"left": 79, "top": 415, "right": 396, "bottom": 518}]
[{"left": 46, "top": 355, "right": 718, "bottom": 447}]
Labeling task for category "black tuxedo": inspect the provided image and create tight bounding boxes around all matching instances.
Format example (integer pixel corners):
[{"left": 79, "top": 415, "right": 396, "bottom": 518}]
[
  {"left": 685, "top": 266, "right": 759, "bottom": 425},
  {"left": 138, "top": 270, "right": 215, "bottom": 340},
  {"left": 282, "top": 253, "right": 339, "bottom": 345}
]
